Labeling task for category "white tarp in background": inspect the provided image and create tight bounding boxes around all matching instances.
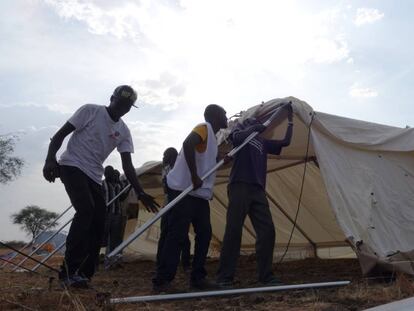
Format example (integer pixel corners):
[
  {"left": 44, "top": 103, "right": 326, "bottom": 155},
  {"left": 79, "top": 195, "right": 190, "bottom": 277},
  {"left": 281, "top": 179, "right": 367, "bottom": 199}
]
[{"left": 122, "top": 97, "right": 414, "bottom": 275}]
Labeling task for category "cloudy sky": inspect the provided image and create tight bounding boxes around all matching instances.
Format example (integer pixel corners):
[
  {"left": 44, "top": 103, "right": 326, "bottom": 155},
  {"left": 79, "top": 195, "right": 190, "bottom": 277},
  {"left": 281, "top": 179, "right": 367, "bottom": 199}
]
[{"left": 0, "top": 0, "right": 413, "bottom": 241}]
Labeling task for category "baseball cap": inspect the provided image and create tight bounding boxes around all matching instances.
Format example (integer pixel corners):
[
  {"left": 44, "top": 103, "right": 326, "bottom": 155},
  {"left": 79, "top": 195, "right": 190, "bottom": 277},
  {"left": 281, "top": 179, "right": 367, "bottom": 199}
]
[{"left": 112, "top": 85, "right": 138, "bottom": 107}]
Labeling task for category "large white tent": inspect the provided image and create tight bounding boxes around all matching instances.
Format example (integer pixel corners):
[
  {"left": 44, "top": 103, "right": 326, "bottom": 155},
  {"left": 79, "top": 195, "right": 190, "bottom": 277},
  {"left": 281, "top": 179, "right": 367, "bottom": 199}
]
[{"left": 120, "top": 97, "right": 414, "bottom": 275}]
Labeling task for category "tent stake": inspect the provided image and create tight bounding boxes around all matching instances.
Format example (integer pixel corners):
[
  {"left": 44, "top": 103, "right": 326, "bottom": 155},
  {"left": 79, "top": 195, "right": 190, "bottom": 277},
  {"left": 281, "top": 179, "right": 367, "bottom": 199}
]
[{"left": 110, "top": 280, "right": 350, "bottom": 304}]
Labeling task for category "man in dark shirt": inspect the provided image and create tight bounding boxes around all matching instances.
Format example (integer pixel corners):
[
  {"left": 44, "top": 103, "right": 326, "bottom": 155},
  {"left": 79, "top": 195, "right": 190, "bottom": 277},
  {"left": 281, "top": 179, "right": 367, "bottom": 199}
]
[{"left": 216, "top": 104, "right": 293, "bottom": 287}]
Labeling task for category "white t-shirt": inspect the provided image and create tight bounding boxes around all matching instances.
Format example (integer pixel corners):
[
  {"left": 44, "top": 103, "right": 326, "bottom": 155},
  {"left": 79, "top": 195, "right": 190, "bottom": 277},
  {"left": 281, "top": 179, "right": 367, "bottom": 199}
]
[{"left": 59, "top": 104, "right": 134, "bottom": 184}]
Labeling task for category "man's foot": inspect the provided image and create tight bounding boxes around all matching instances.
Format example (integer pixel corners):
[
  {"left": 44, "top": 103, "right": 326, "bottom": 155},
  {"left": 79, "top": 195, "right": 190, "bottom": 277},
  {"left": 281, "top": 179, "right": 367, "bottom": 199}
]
[
  {"left": 152, "top": 280, "right": 171, "bottom": 294},
  {"left": 190, "top": 278, "right": 217, "bottom": 291},
  {"left": 260, "top": 276, "right": 284, "bottom": 286},
  {"left": 60, "top": 275, "right": 89, "bottom": 289}
]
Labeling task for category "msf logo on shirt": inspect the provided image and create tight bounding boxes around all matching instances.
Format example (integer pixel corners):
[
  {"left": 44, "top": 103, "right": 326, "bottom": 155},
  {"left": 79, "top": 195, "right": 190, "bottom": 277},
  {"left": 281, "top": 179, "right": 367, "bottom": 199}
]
[{"left": 109, "top": 131, "right": 120, "bottom": 140}]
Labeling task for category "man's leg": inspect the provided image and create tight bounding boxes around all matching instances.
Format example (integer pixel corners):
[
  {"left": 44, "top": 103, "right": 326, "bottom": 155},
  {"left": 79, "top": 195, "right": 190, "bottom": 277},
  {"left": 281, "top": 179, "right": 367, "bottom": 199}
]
[
  {"left": 181, "top": 234, "right": 191, "bottom": 270},
  {"left": 156, "top": 212, "right": 169, "bottom": 269},
  {"left": 216, "top": 183, "right": 250, "bottom": 283},
  {"left": 78, "top": 179, "right": 107, "bottom": 279},
  {"left": 153, "top": 189, "right": 191, "bottom": 287},
  {"left": 189, "top": 196, "right": 211, "bottom": 282},
  {"left": 248, "top": 187, "right": 276, "bottom": 283},
  {"left": 59, "top": 166, "right": 96, "bottom": 279},
  {"left": 108, "top": 213, "right": 124, "bottom": 252}
]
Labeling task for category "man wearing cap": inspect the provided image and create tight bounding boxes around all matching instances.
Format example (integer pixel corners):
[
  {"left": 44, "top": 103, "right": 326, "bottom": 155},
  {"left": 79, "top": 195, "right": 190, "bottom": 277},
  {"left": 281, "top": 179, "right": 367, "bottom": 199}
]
[{"left": 43, "top": 85, "right": 159, "bottom": 288}]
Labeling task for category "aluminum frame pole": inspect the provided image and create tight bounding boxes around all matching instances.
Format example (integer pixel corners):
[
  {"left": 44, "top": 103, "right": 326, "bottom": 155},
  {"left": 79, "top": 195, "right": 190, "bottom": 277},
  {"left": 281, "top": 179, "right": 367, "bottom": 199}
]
[
  {"left": 107, "top": 184, "right": 131, "bottom": 206},
  {"left": 0, "top": 256, "right": 42, "bottom": 275},
  {"left": 0, "top": 204, "right": 73, "bottom": 269},
  {"left": 31, "top": 240, "right": 65, "bottom": 272},
  {"left": 0, "top": 241, "right": 59, "bottom": 273},
  {"left": 11, "top": 218, "right": 73, "bottom": 271},
  {"left": 110, "top": 280, "right": 350, "bottom": 304},
  {"left": 106, "top": 103, "right": 289, "bottom": 266}
]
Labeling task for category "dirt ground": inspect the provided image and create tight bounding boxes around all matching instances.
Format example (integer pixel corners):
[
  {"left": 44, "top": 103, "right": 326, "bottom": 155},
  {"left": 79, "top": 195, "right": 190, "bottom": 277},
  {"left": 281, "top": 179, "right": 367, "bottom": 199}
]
[{"left": 1, "top": 254, "right": 414, "bottom": 311}]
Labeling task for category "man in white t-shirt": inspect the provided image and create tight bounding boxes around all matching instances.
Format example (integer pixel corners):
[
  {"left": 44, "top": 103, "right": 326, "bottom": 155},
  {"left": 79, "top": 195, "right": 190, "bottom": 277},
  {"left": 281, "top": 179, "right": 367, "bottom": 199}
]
[{"left": 43, "top": 85, "right": 159, "bottom": 288}]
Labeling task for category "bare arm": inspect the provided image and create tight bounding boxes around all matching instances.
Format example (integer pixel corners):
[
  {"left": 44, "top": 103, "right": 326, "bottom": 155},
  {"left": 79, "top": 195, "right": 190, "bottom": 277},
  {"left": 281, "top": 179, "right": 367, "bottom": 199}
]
[
  {"left": 43, "top": 122, "right": 75, "bottom": 182},
  {"left": 183, "top": 131, "right": 203, "bottom": 189},
  {"left": 121, "top": 152, "right": 159, "bottom": 213}
]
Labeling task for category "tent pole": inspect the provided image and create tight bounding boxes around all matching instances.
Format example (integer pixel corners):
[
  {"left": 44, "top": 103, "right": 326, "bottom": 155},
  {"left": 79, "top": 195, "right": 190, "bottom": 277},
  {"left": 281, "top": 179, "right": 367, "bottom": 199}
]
[
  {"left": 0, "top": 241, "right": 59, "bottom": 273},
  {"left": 105, "top": 103, "right": 291, "bottom": 267},
  {"left": 215, "top": 158, "right": 314, "bottom": 186},
  {"left": 109, "top": 281, "right": 350, "bottom": 304},
  {"left": 0, "top": 256, "right": 43, "bottom": 275},
  {"left": 266, "top": 192, "right": 317, "bottom": 257},
  {"left": 0, "top": 204, "right": 73, "bottom": 269},
  {"left": 266, "top": 157, "right": 315, "bottom": 174},
  {"left": 11, "top": 218, "right": 73, "bottom": 271},
  {"left": 31, "top": 241, "right": 66, "bottom": 272}
]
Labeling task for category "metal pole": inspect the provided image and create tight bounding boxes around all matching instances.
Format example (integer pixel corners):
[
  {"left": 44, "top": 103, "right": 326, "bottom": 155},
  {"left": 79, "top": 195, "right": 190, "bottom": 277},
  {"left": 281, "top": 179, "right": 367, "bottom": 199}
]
[
  {"left": 0, "top": 256, "right": 42, "bottom": 275},
  {"left": 107, "top": 184, "right": 131, "bottom": 206},
  {"left": 0, "top": 204, "right": 73, "bottom": 269},
  {"left": 110, "top": 280, "right": 350, "bottom": 304},
  {"left": 11, "top": 218, "right": 73, "bottom": 271},
  {"left": 0, "top": 241, "right": 59, "bottom": 273},
  {"left": 31, "top": 241, "right": 65, "bottom": 272},
  {"left": 106, "top": 103, "right": 289, "bottom": 266}
]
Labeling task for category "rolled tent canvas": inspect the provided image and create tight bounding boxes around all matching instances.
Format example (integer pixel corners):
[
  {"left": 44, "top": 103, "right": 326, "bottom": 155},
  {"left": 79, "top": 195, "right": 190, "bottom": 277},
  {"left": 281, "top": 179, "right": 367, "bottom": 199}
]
[{"left": 121, "top": 97, "right": 414, "bottom": 275}]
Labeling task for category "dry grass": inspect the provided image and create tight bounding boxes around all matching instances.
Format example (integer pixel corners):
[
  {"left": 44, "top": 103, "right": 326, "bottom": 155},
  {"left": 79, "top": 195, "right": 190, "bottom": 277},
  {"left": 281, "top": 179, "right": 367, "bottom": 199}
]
[{"left": 1, "top": 256, "right": 414, "bottom": 310}]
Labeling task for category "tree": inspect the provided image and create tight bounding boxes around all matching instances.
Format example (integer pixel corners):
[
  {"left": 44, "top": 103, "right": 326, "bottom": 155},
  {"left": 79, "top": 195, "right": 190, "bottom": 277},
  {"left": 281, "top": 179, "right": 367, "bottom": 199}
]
[
  {"left": 11, "top": 206, "right": 59, "bottom": 240},
  {"left": 0, "top": 134, "right": 24, "bottom": 184}
]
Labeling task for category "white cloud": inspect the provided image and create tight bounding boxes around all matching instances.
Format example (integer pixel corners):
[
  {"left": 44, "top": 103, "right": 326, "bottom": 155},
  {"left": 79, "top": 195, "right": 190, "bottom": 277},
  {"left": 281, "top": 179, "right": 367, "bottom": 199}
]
[
  {"left": 354, "top": 8, "right": 384, "bottom": 26},
  {"left": 105, "top": 118, "right": 190, "bottom": 169},
  {"left": 349, "top": 84, "right": 378, "bottom": 98},
  {"left": 43, "top": 0, "right": 147, "bottom": 41},
  {"left": 132, "top": 72, "right": 187, "bottom": 111},
  {"left": 311, "top": 35, "right": 349, "bottom": 64},
  {"left": 43, "top": 1, "right": 351, "bottom": 81}
]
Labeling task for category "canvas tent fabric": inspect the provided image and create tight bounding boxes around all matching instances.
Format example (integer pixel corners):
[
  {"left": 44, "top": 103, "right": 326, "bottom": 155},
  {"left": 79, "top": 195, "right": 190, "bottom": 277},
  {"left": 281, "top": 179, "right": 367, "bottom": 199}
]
[{"left": 121, "top": 97, "right": 414, "bottom": 276}]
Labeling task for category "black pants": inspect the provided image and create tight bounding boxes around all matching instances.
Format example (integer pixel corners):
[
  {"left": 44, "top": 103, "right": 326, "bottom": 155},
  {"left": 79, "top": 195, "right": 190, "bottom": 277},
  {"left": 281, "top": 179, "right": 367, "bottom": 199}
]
[
  {"left": 216, "top": 182, "right": 275, "bottom": 283},
  {"left": 106, "top": 213, "right": 125, "bottom": 254},
  {"left": 154, "top": 188, "right": 211, "bottom": 284},
  {"left": 59, "top": 165, "right": 106, "bottom": 279},
  {"left": 156, "top": 211, "right": 191, "bottom": 269}
]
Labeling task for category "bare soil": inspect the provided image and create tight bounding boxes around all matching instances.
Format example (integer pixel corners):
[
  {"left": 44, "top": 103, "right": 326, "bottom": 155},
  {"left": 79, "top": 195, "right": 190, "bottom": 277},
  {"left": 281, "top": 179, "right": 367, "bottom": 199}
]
[{"left": 1, "top": 255, "right": 414, "bottom": 311}]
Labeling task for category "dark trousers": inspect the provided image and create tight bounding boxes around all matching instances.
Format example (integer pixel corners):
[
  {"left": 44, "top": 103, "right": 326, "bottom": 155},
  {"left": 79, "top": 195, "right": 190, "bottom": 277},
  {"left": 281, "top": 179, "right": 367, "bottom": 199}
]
[
  {"left": 59, "top": 165, "right": 106, "bottom": 279},
  {"left": 106, "top": 213, "right": 124, "bottom": 254},
  {"left": 217, "top": 182, "right": 275, "bottom": 283},
  {"left": 154, "top": 188, "right": 211, "bottom": 284},
  {"left": 156, "top": 211, "right": 192, "bottom": 269}
]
